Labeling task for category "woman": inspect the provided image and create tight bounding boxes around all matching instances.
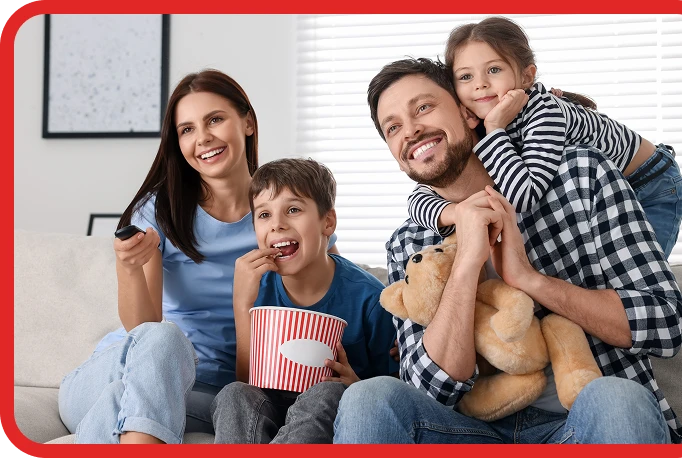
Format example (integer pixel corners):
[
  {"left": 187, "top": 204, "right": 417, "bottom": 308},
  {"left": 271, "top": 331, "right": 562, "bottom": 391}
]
[{"left": 58, "top": 69, "right": 336, "bottom": 444}]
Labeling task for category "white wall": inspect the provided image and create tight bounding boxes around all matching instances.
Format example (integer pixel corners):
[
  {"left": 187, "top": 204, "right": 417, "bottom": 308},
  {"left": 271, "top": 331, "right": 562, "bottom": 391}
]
[{"left": 14, "top": 14, "right": 296, "bottom": 235}]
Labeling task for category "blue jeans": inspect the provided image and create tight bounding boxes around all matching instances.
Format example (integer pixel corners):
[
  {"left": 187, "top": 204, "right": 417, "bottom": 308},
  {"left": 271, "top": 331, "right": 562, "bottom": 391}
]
[
  {"left": 58, "top": 322, "right": 200, "bottom": 443},
  {"left": 627, "top": 144, "right": 682, "bottom": 258},
  {"left": 333, "top": 376, "right": 671, "bottom": 444}
]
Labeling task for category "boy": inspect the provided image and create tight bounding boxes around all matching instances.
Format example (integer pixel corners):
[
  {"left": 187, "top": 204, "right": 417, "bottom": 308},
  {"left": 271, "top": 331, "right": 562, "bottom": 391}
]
[{"left": 210, "top": 158, "right": 398, "bottom": 444}]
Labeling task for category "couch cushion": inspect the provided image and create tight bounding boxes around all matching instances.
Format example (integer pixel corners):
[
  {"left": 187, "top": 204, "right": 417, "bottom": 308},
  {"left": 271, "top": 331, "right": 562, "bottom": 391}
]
[
  {"left": 14, "top": 230, "right": 121, "bottom": 388},
  {"left": 14, "top": 386, "right": 69, "bottom": 443}
]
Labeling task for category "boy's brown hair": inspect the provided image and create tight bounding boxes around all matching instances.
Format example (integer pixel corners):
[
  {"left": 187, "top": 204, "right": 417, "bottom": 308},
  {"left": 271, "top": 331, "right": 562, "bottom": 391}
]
[{"left": 249, "top": 158, "right": 336, "bottom": 218}]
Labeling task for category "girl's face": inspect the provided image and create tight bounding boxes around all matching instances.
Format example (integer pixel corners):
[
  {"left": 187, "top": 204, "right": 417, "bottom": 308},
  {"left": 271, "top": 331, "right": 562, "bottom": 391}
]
[
  {"left": 175, "top": 91, "right": 254, "bottom": 181},
  {"left": 452, "top": 41, "right": 534, "bottom": 120}
]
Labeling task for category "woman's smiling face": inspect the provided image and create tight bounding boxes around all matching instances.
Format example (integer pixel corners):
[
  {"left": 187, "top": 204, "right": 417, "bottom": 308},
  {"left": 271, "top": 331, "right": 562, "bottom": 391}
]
[{"left": 175, "top": 91, "right": 254, "bottom": 181}]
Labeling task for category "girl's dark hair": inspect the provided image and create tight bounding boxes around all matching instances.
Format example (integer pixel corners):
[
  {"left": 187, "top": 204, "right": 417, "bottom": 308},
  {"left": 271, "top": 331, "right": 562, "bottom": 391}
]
[
  {"left": 118, "top": 69, "right": 259, "bottom": 263},
  {"left": 445, "top": 16, "right": 596, "bottom": 110},
  {"left": 557, "top": 91, "right": 597, "bottom": 110},
  {"left": 445, "top": 16, "right": 536, "bottom": 79}
]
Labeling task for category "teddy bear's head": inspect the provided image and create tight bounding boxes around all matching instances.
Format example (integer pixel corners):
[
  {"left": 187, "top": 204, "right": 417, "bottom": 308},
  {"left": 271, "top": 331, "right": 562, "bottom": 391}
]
[{"left": 380, "top": 235, "right": 485, "bottom": 326}]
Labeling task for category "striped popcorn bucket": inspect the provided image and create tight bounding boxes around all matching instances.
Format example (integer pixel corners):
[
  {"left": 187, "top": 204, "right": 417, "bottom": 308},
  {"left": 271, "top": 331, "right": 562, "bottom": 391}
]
[{"left": 249, "top": 306, "right": 347, "bottom": 393}]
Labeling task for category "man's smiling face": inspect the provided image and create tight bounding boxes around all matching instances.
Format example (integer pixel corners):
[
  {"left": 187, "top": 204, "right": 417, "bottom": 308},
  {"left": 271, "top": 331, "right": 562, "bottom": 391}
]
[{"left": 377, "top": 74, "right": 474, "bottom": 188}]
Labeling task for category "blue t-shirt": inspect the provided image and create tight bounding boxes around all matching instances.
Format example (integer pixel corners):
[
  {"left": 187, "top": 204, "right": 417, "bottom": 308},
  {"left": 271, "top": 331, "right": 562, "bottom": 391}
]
[
  {"left": 254, "top": 254, "right": 399, "bottom": 380},
  {"left": 95, "top": 195, "right": 338, "bottom": 388}
]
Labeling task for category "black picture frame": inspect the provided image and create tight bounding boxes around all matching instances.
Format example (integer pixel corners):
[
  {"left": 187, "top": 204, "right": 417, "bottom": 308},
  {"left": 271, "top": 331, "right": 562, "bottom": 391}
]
[
  {"left": 87, "top": 213, "right": 122, "bottom": 237},
  {"left": 42, "top": 14, "right": 170, "bottom": 139}
]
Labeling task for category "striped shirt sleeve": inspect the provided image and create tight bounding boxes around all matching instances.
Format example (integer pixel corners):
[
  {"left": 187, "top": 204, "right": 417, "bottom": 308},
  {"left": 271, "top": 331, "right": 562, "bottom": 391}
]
[
  {"left": 474, "top": 85, "right": 566, "bottom": 213},
  {"left": 407, "top": 184, "right": 456, "bottom": 236}
]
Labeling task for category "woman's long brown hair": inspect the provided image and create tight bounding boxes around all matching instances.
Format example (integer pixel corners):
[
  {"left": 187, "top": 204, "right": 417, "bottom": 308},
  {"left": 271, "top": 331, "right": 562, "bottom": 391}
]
[{"left": 118, "top": 70, "right": 259, "bottom": 263}]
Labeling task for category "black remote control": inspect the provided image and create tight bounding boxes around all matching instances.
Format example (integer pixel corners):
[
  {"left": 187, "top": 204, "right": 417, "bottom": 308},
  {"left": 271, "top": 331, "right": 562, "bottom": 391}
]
[{"left": 114, "top": 225, "right": 146, "bottom": 240}]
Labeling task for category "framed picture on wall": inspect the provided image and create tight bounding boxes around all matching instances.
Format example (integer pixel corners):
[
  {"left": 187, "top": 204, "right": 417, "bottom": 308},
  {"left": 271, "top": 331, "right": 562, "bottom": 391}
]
[
  {"left": 87, "top": 214, "right": 122, "bottom": 237},
  {"left": 42, "top": 14, "right": 170, "bottom": 138}
]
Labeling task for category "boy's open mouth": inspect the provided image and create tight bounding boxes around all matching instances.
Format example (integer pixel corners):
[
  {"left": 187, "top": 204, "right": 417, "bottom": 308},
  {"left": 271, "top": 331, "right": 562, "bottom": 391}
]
[{"left": 271, "top": 240, "right": 299, "bottom": 259}]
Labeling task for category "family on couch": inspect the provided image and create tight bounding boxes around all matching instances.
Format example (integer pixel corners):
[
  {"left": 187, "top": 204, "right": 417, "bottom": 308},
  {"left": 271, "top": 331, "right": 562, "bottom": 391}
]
[{"left": 57, "top": 16, "right": 682, "bottom": 444}]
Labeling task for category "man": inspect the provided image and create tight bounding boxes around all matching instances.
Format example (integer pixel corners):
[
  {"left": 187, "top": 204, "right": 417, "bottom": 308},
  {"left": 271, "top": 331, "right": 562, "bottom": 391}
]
[{"left": 333, "top": 58, "right": 681, "bottom": 444}]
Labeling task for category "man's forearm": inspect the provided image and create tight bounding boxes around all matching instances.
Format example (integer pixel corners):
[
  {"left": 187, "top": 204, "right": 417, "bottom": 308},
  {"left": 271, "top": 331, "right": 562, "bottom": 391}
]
[
  {"left": 523, "top": 271, "right": 631, "bottom": 348},
  {"left": 423, "top": 261, "right": 479, "bottom": 380}
]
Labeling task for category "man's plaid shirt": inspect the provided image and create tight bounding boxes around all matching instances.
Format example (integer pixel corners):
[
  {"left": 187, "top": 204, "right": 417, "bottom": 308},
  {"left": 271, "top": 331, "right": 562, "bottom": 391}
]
[{"left": 386, "top": 146, "right": 682, "bottom": 442}]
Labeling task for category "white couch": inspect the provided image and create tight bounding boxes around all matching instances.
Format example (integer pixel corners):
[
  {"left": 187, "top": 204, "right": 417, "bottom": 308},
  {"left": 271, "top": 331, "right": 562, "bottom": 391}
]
[{"left": 13, "top": 230, "right": 682, "bottom": 444}]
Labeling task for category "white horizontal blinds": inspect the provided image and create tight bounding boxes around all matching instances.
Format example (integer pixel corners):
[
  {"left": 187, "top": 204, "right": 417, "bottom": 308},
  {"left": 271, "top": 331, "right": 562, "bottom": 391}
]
[
  {"left": 661, "top": 16, "right": 682, "bottom": 264},
  {"left": 296, "top": 15, "right": 682, "bottom": 267}
]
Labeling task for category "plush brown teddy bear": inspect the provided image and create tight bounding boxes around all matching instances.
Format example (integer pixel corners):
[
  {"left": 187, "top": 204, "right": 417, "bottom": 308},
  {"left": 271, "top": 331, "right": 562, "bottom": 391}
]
[{"left": 380, "top": 234, "right": 602, "bottom": 421}]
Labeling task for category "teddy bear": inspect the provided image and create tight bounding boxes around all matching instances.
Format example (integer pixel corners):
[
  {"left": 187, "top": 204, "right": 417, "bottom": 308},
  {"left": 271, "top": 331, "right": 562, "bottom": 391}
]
[{"left": 380, "top": 234, "right": 602, "bottom": 421}]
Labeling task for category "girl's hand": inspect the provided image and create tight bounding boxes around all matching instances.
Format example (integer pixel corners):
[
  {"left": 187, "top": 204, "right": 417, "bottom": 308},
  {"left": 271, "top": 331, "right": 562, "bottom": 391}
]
[
  {"left": 113, "top": 227, "right": 160, "bottom": 273},
  {"left": 233, "top": 248, "right": 280, "bottom": 311},
  {"left": 483, "top": 89, "right": 529, "bottom": 133},
  {"left": 322, "top": 342, "right": 361, "bottom": 386},
  {"left": 550, "top": 87, "right": 564, "bottom": 98}
]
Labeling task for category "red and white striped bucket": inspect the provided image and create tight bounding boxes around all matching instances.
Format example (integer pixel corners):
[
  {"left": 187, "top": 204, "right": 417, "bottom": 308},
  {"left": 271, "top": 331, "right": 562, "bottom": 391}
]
[{"left": 249, "top": 306, "right": 347, "bottom": 393}]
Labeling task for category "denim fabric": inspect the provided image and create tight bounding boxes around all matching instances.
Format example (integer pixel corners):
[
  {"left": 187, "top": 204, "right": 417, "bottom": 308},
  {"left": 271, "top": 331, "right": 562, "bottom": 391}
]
[
  {"left": 58, "top": 322, "right": 197, "bottom": 443},
  {"left": 627, "top": 144, "right": 682, "bottom": 258},
  {"left": 211, "top": 381, "right": 346, "bottom": 444},
  {"left": 333, "top": 376, "right": 670, "bottom": 444}
]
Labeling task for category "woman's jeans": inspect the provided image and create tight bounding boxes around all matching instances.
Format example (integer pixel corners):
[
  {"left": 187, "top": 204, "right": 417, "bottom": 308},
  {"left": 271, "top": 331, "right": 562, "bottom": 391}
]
[
  {"left": 333, "top": 376, "right": 671, "bottom": 444},
  {"left": 627, "top": 144, "right": 682, "bottom": 258},
  {"left": 58, "top": 322, "right": 204, "bottom": 444}
]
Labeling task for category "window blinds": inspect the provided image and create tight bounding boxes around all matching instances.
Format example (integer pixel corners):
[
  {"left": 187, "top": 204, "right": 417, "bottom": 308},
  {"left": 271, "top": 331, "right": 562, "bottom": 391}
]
[{"left": 296, "top": 14, "right": 682, "bottom": 267}]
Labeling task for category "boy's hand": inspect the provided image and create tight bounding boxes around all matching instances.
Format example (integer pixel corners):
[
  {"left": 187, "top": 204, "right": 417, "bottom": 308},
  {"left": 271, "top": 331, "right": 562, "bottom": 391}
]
[
  {"left": 390, "top": 339, "right": 399, "bottom": 362},
  {"left": 233, "top": 248, "right": 280, "bottom": 310},
  {"left": 484, "top": 89, "right": 528, "bottom": 133},
  {"left": 322, "top": 342, "right": 360, "bottom": 386}
]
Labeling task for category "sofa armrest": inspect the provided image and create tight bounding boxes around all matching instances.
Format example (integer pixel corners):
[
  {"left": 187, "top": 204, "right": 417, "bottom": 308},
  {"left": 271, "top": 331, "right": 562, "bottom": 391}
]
[{"left": 14, "top": 386, "right": 69, "bottom": 443}]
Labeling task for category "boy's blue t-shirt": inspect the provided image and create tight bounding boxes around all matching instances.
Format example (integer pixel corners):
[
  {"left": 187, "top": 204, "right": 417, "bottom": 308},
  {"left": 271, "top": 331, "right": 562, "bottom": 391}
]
[
  {"left": 254, "top": 254, "right": 399, "bottom": 379},
  {"left": 94, "top": 194, "right": 339, "bottom": 388}
]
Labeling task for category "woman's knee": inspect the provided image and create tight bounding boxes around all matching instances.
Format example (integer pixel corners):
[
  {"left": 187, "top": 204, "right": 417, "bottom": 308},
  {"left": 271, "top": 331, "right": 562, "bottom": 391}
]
[{"left": 130, "top": 322, "right": 195, "bottom": 362}]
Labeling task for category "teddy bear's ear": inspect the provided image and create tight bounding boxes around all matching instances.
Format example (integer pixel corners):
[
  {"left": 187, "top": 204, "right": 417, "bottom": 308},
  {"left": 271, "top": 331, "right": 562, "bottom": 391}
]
[
  {"left": 379, "top": 281, "right": 409, "bottom": 320},
  {"left": 443, "top": 233, "right": 457, "bottom": 245}
]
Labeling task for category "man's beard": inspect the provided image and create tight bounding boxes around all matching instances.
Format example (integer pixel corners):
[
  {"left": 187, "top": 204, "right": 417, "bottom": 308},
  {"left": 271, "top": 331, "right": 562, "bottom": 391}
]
[{"left": 402, "top": 127, "right": 474, "bottom": 189}]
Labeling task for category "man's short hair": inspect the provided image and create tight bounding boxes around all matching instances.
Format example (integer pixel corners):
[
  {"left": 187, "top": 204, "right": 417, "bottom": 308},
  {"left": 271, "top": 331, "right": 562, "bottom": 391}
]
[
  {"left": 249, "top": 157, "right": 336, "bottom": 217},
  {"left": 367, "top": 57, "right": 457, "bottom": 141}
]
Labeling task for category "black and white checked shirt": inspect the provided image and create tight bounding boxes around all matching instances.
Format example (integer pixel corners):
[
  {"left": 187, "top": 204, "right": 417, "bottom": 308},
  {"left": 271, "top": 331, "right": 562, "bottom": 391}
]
[
  {"left": 408, "top": 82, "right": 642, "bottom": 232},
  {"left": 388, "top": 146, "right": 682, "bottom": 442}
]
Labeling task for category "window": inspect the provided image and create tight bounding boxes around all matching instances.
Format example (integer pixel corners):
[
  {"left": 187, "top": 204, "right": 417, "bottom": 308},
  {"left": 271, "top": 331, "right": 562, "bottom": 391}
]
[{"left": 296, "top": 14, "right": 682, "bottom": 267}]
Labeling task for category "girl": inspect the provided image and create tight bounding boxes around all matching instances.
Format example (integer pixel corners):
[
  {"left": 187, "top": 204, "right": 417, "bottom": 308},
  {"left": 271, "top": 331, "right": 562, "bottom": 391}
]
[
  {"left": 407, "top": 16, "right": 682, "bottom": 257},
  {"left": 57, "top": 69, "right": 337, "bottom": 443}
]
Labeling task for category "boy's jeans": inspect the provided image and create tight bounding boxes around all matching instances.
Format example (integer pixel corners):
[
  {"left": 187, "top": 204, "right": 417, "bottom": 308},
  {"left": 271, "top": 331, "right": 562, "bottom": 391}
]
[
  {"left": 333, "top": 376, "right": 670, "bottom": 444},
  {"left": 627, "top": 143, "right": 682, "bottom": 258},
  {"left": 211, "top": 381, "right": 346, "bottom": 443},
  {"left": 58, "top": 322, "right": 198, "bottom": 443}
]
